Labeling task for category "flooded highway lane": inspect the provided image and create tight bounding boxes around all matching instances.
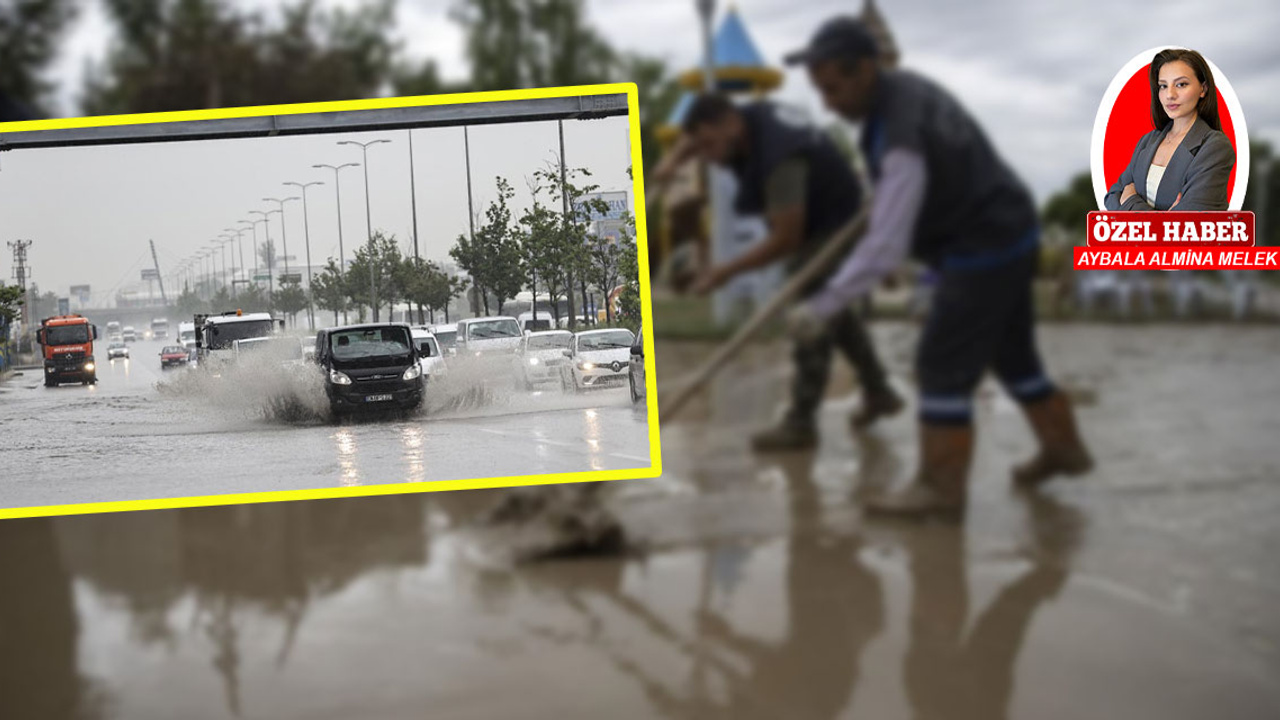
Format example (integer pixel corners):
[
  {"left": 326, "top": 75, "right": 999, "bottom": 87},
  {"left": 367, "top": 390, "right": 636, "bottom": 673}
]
[
  {"left": 1, "top": 323, "right": 1278, "bottom": 719},
  {"left": 0, "top": 339, "right": 651, "bottom": 509}
]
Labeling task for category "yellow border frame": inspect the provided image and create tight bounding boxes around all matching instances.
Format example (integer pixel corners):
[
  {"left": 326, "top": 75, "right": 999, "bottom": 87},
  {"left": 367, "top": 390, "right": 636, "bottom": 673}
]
[{"left": 0, "top": 82, "right": 663, "bottom": 520}]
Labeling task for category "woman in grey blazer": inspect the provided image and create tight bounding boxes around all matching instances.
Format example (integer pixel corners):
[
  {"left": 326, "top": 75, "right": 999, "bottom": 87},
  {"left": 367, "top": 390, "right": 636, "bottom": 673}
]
[{"left": 1104, "top": 48, "right": 1235, "bottom": 212}]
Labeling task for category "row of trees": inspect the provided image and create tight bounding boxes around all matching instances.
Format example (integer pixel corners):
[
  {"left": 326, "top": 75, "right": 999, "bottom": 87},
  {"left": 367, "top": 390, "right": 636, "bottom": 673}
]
[
  {"left": 449, "top": 164, "right": 639, "bottom": 325},
  {"left": 1, "top": 0, "right": 682, "bottom": 180}
]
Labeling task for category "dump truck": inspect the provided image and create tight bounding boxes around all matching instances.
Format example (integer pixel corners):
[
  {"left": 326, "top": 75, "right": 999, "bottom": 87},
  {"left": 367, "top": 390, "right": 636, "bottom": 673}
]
[{"left": 36, "top": 314, "right": 99, "bottom": 387}]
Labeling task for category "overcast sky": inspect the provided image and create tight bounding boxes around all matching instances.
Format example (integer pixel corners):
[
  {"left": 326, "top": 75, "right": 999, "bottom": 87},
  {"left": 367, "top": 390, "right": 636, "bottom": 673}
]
[
  {"left": 0, "top": 116, "right": 632, "bottom": 302},
  {"left": 15, "top": 0, "right": 1280, "bottom": 298}
]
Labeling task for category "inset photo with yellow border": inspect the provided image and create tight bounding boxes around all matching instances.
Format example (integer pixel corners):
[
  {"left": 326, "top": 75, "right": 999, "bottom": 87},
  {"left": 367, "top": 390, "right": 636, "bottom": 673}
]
[{"left": 0, "top": 84, "right": 661, "bottom": 519}]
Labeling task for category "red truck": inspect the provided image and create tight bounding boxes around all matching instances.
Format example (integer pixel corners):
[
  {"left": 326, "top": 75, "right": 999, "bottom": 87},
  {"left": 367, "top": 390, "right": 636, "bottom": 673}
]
[{"left": 35, "top": 314, "right": 100, "bottom": 387}]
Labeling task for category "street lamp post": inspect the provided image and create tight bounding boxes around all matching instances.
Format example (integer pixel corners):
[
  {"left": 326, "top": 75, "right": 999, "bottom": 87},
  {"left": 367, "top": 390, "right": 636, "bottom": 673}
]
[
  {"left": 337, "top": 138, "right": 392, "bottom": 321},
  {"left": 262, "top": 196, "right": 300, "bottom": 278},
  {"left": 225, "top": 227, "right": 247, "bottom": 289},
  {"left": 284, "top": 180, "right": 324, "bottom": 330},
  {"left": 313, "top": 162, "right": 360, "bottom": 324},
  {"left": 238, "top": 220, "right": 258, "bottom": 289},
  {"left": 249, "top": 209, "right": 279, "bottom": 299},
  {"left": 219, "top": 234, "right": 237, "bottom": 298}
]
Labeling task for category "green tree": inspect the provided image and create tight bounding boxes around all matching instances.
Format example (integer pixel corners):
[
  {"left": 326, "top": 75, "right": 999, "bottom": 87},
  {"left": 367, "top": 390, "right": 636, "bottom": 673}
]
[
  {"left": 519, "top": 175, "right": 572, "bottom": 324},
  {"left": 83, "top": 0, "right": 397, "bottom": 115},
  {"left": 174, "top": 285, "right": 206, "bottom": 319},
  {"left": 311, "top": 258, "right": 349, "bottom": 326},
  {"left": 0, "top": 283, "right": 25, "bottom": 324},
  {"left": 274, "top": 277, "right": 307, "bottom": 327},
  {"left": 346, "top": 231, "right": 403, "bottom": 322},
  {"left": 235, "top": 283, "right": 271, "bottom": 314},
  {"left": 208, "top": 286, "right": 232, "bottom": 311},
  {"left": 257, "top": 239, "right": 278, "bottom": 276},
  {"left": 479, "top": 177, "right": 526, "bottom": 313},
  {"left": 450, "top": 177, "right": 525, "bottom": 315},
  {"left": 585, "top": 209, "right": 638, "bottom": 323},
  {"left": 0, "top": 0, "right": 77, "bottom": 114},
  {"left": 1041, "top": 171, "right": 1095, "bottom": 234}
]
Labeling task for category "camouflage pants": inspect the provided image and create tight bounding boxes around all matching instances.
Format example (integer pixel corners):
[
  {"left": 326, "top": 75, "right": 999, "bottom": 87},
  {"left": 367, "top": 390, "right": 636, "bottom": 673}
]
[{"left": 786, "top": 307, "right": 892, "bottom": 428}]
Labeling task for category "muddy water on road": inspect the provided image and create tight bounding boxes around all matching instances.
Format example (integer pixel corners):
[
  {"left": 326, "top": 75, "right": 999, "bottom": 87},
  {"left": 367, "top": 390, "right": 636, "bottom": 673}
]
[{"left": 1, "top": 323, "right": 1278, "bottom": 718}]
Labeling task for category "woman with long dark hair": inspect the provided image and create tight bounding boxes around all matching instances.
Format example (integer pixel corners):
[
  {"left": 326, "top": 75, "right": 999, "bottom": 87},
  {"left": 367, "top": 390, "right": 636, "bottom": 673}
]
[{"left": 1104, "top": 48, "right": 1235, "bottom": 211}]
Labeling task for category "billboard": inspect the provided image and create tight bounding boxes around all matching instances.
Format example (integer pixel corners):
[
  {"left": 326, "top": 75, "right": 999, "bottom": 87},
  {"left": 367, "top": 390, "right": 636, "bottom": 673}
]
[
  {"left": 573, "top": 191, "right": 629, "bottom": 222},
  {"left": 69, "top": 285, "right": 91, "bottom": 304}
]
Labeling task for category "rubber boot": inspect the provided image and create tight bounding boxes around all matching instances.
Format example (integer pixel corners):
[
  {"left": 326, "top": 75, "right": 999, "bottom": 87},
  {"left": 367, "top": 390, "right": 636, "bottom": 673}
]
[
  {"left": 864, "top": 424, "right": 973, "bottom": 520},
  {"left": 851, "top": 387, "right": 906, "bottom": 430},
  {"left": 750, "top": 417, "right": 818, "bottom": 452},
  {"left": 1012, "top": 391, "right": 1093, "bottom": 487}
]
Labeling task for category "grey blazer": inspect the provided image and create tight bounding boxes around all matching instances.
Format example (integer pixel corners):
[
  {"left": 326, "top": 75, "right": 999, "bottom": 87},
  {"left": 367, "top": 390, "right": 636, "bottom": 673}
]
[{"left": 1104, "top": 116, "right": 1235, "bottom": 211}]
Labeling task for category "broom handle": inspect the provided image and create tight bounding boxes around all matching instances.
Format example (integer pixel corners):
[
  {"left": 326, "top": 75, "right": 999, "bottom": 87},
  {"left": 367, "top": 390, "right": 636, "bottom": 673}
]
[{"left": 658, "top": 205, "right": 870, "bottom": 424}]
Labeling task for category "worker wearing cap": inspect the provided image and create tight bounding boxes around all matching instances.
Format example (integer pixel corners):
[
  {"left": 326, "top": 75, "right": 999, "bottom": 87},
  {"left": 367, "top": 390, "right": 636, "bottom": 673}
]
[
  {"left": 784, "top": 17, "right": 1092, "bottom": 517},
  {"left": 652, "top": 95, "right": 904, "bottom": 451}
]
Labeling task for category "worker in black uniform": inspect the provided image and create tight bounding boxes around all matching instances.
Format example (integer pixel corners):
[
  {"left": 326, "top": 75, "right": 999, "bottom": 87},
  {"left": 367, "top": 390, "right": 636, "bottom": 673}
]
[
  {"left": 652, "top": 95, "right": 903, "bottom": 451},
  {"left": 784, "top": 17, "right": 1092, "bottom": 517}
]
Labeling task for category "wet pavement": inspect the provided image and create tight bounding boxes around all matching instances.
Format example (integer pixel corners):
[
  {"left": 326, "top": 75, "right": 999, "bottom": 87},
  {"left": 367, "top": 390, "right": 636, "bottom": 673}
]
[
  {"left": 1, "top": 322, "right": 1279, "bottom": 718},
  {"left": 0, "top": 338, "right": 651, "bottom": 509}
]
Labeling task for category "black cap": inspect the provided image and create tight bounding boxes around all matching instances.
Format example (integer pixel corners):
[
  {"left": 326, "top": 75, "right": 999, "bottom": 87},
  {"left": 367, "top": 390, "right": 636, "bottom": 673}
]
[{"left": 783, "top": 16, "right": 879, "bottom": 67}]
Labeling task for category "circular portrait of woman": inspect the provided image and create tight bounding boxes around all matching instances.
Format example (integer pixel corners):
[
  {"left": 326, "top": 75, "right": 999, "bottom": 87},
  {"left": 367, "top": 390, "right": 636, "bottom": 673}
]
[{"left": 1091, "top": 47, "right": 1248, "bottom": 212}]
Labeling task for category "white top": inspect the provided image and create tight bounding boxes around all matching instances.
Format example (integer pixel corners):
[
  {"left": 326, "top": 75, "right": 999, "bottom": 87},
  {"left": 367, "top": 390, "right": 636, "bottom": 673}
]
[{"left": 1146, "top": 164, "right": 1167, "bottom": 206}]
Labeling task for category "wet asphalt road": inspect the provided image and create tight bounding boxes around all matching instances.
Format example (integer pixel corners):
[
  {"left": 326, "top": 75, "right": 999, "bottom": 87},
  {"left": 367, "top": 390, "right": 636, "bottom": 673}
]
[
  {"left": 0, "top": 339, "right": 652, "bottom": 509},
  {"left": 1, "top": 323, "right": 1278, "bottom": 720}
]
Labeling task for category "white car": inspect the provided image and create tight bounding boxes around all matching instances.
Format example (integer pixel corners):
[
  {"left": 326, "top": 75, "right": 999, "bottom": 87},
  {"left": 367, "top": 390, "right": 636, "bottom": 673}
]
[
  {"left": 560, "top": 328, "right": 635, "bottom": 392},
  {"left": 430, "top": 323, "right": 458, "bottom": 356},
  {"left": 518, "top": 330, "right": 573, "bottom": 390},
  {"left": 628, "top": 328, "right": 645, "bottom": 404},
  {"left": 121, "top": 326, "right": 138, "bottom": 342},
  {"left": 106, "top": 341, "right": 130, "bottom": 360},
  {"left": 455, "top": 316, "right": 522, "bottom": 358},
  {"left": 517, "top": 311, "right": 555, "bottom": 333},
  {"left": 232, "top": 336, "right": 306, "bottom": 367},
  {"left": 410, "top": 328, "right": 448, "bottom": 382}
]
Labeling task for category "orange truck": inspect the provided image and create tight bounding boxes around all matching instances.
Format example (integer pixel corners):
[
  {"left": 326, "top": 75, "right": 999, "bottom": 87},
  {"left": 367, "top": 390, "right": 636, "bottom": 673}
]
[{"left": 35, "top": 314, "right": 100, "bottom": 387}]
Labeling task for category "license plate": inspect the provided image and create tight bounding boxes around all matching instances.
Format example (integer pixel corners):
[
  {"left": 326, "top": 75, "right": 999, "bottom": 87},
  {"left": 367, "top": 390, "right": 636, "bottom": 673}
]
[{"left": 365, "top": 394, "right": 394, "bottom": 402}]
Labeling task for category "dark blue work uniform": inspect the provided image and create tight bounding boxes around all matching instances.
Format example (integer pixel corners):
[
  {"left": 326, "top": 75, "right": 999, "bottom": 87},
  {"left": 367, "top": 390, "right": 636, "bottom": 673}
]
[
  {"left": 731, "top": 101, "right": 894, "bottom": 425},
  {"left": 861, "top": 70, "right": 1053, "bottom": 424}
]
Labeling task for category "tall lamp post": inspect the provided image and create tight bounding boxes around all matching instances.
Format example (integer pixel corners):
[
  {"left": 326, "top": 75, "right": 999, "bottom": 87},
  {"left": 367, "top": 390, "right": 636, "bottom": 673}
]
[
  {"left": 239, "top": 220, "right": 259, "bottom": 289},
  {"left": 337, "top": 138, "right": 391, "bottom": 321},
  {"left": 224, "top": 227, "right": 247, "bottom": 290},
  {"left": 249, "top": 209, "right": 279, "bottom": 298},
  {"left": 284, "top": 180, "right": 324, "bottom": 330},
  {"left": 313, "top": 162, "right": 359, "bottom": 324},
  {"left": 219, "top": 234, "right": 237, "bottom": 298},
  {"left": 262, "top": 196, "right": 300, "bottom": 279}
]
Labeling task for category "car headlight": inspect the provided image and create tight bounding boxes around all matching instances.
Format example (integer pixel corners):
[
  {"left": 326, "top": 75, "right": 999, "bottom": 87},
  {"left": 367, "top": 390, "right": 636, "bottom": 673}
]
[
  {"left": 474, "top": 351, "right": 483, "bottom": 358},
  {"left": 83, "top": 362, "right": 95, "bottom": 371},
  {"left": 329, "top": 369, "right": 352, "bottom": 385},
  {"left": 528, "top": 357, "right": 540, "bottom": 366},
  {"left": 579, "top": 362, "right": 595, "bottom": 371},
  {"left": 402, "top": 364, "right": 422, "bottom": 381}
]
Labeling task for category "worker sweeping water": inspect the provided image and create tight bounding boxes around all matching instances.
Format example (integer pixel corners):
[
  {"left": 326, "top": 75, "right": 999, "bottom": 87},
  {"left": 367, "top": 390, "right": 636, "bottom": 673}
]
[
  {"left": 651, "top": 94, "right": 904, "bottom": 451},
  {"left": 783, "top": 16, "right": 1093, "bottom": 518}
]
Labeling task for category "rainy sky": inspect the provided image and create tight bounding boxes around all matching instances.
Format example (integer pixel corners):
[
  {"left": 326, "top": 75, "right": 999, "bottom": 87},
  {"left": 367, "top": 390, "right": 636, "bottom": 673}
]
[{"left": 17, "top": 0, "right": 1280, "bottom": 298}]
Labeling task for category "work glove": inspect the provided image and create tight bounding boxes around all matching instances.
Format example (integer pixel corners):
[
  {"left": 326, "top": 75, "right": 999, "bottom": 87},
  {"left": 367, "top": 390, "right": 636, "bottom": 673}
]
[{"left": 786, "top": 301, "right": 826, "bottom": 342}]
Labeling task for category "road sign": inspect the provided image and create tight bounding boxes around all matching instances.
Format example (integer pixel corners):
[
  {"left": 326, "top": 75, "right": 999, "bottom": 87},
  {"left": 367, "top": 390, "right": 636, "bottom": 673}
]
[
  {"left": 57, "top": 297, "right": 70, "bottom": 315},
  {"left": 253, "top": 274, "right": 270, "bottom": 282},
  {"left": 141, "top": 268, "right": 159, "bottom": 281},
  {"left": 280, "top": 273, "right": 302, "bottom": 284}
]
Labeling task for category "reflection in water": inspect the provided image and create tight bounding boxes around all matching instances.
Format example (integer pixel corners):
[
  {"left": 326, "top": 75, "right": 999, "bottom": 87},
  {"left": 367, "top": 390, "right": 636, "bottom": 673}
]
[
  {"left": 900, "top": 492, "right": 1082, "bottom": 720},
  {"left": 0, "top": 518, "right": 100, "bottom": 719},
  {"left": 401, "top": 425, "right": 426, "bottom": 484},
  {"left": 333, "top": 427, "right": 361, "bottom": 486},
  {"left": 584, "top": 408, "right": 605, "bottom": 471},
  {"left": 50, "top": 496, "right": 430, "bottom": 718}
]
